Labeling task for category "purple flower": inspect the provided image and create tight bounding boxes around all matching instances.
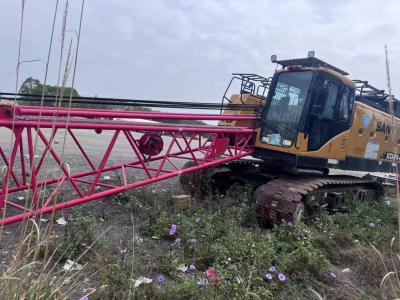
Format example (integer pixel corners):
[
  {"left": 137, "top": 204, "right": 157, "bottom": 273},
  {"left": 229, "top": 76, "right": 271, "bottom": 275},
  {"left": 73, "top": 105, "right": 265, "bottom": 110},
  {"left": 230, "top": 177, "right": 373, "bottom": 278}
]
[
  {"left": 269, "top": 266, "right": 276, "bottom": 272},
  {"left": 287, "top": 221, "right": 293, "bottom": 227},
  {"left": 330, "top": 272, "right": 337, "bottom": 278},
  {"left": 197, "top": 278, "right": 209, "bottom": 286},
  {"left": 189, "top": 264, "right": 196, "bottom": 271},
  {"left": 278, "top": 273, "right": 286, "bottom": 282},
  {"left": 190, "top": 238, "right": 197, "bottom": 244},
  {"left": 157, "top": 275, "right": 166, "bottom": 284},
  {"left": 169, "top": 224, "right": 177, "bottom": 235},
  {"left": 265, "top": 273, "right": 273, "bottom": 280},
  {"left": 172, "top": 238, "right": 181, "bottom": 246},
  {"left": 80, "top": 296, "right": 89, "bottom": 300},
  {"left": 195, "top": 217, "right": 201, "bottom": 224},
  {"left": 369, "top": 222, "right": 375, "bottom": 228}
]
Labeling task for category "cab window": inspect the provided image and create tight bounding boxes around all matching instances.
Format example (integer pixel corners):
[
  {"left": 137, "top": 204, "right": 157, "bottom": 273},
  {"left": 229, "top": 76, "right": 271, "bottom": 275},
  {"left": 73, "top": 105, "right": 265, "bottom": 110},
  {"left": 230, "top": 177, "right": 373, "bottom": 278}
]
[
  {"left": 311, "top": 79, "right": 339, "bottom": 119},
  {"left": 337, "top": 86, "right": 350, "bottom": 120},
  {"left": 321, "top": 81, "right": 339, "bottom": 119},
  {"left": 308, "top": 77, "right": 353, "bottom": 151}
]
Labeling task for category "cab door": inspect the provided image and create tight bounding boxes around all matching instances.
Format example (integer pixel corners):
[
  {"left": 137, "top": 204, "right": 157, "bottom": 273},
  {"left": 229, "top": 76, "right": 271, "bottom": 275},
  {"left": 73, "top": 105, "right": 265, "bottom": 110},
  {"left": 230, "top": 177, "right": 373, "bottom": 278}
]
[{"left": 306, "top": 75, "right": 354, "bottom": 151}]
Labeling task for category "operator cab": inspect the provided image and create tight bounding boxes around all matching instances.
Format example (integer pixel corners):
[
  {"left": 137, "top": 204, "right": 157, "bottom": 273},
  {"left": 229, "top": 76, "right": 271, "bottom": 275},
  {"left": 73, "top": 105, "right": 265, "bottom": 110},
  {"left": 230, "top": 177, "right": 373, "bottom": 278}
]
[{"left": 260, "top": 53, "right": 355, "bottom": 152}]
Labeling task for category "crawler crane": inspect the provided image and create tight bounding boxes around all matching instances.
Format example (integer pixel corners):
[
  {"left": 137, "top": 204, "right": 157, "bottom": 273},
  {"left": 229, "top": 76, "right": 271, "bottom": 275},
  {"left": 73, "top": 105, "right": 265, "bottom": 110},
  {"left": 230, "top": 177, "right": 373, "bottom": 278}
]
[{"left": 0, "top": 52, "right": 396, "bottom": 225}]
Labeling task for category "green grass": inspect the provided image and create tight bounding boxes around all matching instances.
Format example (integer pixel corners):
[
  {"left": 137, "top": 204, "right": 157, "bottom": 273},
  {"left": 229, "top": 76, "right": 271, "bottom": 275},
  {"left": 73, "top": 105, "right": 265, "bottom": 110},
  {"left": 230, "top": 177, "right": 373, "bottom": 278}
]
[
  {"left": 1, "top": 186, "right": 399, "bottom": 299},
  {"left": 94, "top": 187, "right": 398, "bottom": 299}
]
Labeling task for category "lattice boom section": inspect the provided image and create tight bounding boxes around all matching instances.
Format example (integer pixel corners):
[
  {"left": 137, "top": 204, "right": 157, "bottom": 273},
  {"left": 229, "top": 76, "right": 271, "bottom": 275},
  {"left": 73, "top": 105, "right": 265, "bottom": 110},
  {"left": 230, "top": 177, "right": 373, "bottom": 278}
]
[{"left": 0, "top": 106, "right": 255, "bottom": 226}]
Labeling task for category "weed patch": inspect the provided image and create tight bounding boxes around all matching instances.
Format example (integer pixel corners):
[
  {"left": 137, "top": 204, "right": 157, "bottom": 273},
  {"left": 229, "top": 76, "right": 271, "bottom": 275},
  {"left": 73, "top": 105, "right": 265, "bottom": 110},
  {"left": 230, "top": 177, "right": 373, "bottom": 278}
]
[{"left": 2, "top": 186, "right": 399, "bottom": 299}]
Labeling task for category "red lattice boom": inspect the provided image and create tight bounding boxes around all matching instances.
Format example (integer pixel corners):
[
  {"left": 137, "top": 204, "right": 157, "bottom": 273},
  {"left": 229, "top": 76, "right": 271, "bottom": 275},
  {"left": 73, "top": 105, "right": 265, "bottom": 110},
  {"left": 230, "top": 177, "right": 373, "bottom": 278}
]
[{"left": 0, "top": 104, "right": 255, "bottom": 226}]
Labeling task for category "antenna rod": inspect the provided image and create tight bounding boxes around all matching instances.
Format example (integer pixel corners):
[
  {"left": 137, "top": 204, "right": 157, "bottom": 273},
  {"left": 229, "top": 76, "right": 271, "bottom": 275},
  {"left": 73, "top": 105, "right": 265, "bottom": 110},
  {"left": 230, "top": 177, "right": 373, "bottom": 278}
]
[{"left": 385, "top": 44, "right": 400, "bottom": 247}]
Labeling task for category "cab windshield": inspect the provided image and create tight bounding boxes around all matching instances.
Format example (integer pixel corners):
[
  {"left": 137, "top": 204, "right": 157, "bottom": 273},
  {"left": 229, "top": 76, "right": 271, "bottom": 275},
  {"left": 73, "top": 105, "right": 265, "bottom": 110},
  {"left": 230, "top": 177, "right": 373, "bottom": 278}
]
[{"left": 261, "top": 71, "right": 313, "bottom": 147}]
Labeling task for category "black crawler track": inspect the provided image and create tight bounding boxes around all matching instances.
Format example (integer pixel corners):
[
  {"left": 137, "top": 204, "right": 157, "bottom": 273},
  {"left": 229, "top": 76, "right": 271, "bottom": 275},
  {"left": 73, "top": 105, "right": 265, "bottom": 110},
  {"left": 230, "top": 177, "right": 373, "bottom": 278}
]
[
  {"left": 180, "top": 160, "right": 384, "bottom": 225},
  {"left": 254, "top": 176, "right": 384, "bottom": 224}
]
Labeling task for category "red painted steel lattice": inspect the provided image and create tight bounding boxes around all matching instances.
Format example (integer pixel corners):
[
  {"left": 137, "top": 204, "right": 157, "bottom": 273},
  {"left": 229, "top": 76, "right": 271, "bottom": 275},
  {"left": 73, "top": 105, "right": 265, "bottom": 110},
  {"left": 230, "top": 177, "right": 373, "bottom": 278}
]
[{"left": 0, "top": 104, "right": 256, "bottom": 226}]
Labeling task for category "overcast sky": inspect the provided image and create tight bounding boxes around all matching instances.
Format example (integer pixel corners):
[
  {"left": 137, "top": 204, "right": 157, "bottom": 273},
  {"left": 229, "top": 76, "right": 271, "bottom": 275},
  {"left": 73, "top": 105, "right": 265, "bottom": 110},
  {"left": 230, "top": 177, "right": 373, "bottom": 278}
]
[{"left": 1, "top": 0, "right": 399, "bottom": 105}]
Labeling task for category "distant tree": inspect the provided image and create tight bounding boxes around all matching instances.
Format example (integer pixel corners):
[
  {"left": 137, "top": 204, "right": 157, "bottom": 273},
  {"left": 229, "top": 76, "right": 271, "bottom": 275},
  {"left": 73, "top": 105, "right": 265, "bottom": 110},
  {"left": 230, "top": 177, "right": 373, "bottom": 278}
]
[
  {"left": 18, "top": 77, "right": 80, "bottom": 106},
  {"left": 17, "top": 77, "right": 206, "bottom": 126},
  {"left": 19, "top": 77, "right": 41, "bottom": 95}
]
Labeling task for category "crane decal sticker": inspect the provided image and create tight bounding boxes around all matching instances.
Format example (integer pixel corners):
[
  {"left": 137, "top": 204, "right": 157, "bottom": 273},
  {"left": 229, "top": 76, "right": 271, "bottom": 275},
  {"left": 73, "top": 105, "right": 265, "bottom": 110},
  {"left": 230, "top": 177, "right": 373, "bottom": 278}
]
[
  {"left": 362, "top": 114, "right": 370, "bottom": 128},
  {"left": 365, "top": 141, "right": 380, "bottom": 159},
  {"left": 381, "top": 152, "right": 400, "bottom": 162},
  {"left": 376, "top": 121, "right": 392, "bottom": 135}
]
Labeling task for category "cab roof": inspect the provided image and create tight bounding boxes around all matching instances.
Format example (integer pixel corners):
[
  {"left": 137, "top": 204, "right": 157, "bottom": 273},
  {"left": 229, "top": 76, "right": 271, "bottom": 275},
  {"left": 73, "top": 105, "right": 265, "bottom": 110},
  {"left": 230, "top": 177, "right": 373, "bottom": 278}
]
[{"left": 274, "top": 57, "right": 349, "bottom": 76}]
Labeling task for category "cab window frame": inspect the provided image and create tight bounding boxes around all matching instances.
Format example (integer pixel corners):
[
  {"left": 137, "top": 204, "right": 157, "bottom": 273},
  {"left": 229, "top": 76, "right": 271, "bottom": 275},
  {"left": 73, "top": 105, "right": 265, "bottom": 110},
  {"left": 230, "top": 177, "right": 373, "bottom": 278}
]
[{"left": 309, "top": 74, "right": 351, "bottom": 122}]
